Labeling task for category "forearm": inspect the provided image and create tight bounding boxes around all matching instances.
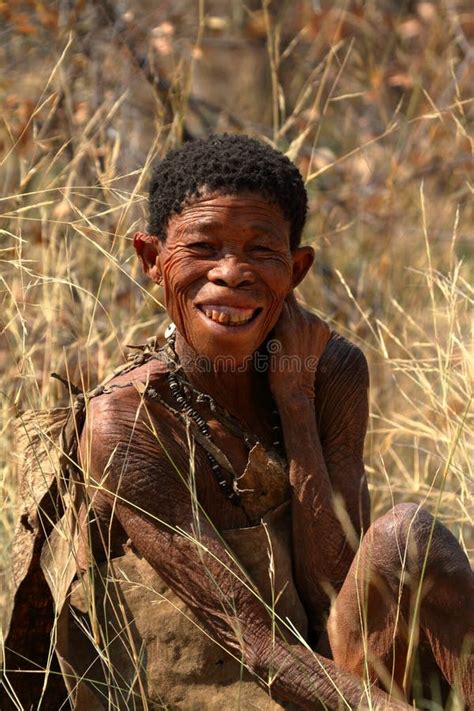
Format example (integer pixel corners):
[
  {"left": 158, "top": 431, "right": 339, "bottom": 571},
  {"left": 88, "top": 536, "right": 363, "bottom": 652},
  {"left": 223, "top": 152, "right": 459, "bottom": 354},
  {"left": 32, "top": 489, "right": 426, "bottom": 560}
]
[
  {"left": 256, "top": 637, "right": 409, "bottom": 710},
  {"left": 278, "top": 397, "right": 354, "bottom": 610},
  {"left": 187, "top": 564, "right": 405, "bottom": 710},
  {"left": 116, "top": 500, "right": 403, "bottom": 710}
]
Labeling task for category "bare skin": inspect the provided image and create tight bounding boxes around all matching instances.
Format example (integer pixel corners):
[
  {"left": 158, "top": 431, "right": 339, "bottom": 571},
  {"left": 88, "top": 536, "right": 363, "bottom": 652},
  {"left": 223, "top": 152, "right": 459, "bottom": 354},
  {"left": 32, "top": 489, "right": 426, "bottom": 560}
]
[{"left": 79, "top": 192, "right": 473, "bottom": 709}]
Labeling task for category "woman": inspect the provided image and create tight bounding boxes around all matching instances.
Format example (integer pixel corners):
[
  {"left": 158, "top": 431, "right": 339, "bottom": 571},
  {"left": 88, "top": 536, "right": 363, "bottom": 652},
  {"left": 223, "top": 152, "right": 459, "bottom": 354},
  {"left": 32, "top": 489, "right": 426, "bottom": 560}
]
[{"left": 5, "top": 135, "right": 472, "bottom": 710}]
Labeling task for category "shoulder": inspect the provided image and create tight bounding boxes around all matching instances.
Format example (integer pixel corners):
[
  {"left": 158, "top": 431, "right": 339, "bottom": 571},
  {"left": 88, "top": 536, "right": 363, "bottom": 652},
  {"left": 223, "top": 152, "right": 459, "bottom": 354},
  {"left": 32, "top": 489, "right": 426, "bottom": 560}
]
[
  {"left": 314, "top": 330, "right": 369, "bottom": 440},
  {"left": 78, "top": 360, "right": 195, "bottom": 517},
  {"left": 317, "top": 330, "right": 369, "bottom": 390},
  {"left": 79, "top": 358, "right": 175, "bottom": 476},
  {"left": 102, "top": 352, "right": 170, "bottom": 389},
  {"left": 86, "top": 357, "right": 170, "bottom": 420}
]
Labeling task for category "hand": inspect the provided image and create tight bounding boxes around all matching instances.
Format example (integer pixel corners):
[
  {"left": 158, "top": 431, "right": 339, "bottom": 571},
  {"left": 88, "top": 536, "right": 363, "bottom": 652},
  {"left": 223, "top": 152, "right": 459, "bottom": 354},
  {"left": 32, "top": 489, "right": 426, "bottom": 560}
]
[{"left": 268, "top": 292, "right": 331, "bottom": 404}]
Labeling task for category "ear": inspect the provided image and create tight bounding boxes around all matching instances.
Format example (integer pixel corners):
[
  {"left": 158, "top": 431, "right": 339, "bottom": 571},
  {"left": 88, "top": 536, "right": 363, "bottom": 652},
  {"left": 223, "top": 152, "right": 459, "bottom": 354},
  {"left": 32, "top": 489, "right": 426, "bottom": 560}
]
[
  {"left": 290, "top": 245, "right": 314, "bottom": 289},
  {"left": 133, "top": 232, "right": 163, "bottom": 284}
]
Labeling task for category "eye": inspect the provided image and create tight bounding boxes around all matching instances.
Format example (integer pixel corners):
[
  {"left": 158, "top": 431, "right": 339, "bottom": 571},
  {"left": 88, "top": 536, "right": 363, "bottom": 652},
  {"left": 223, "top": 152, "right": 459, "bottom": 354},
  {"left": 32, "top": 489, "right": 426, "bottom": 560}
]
[
  {"left": 249, "top": 244, "right": 273, "bottom": 253},
  {"left": 189, "top": 241, "right": 214, "bottom": 251}
]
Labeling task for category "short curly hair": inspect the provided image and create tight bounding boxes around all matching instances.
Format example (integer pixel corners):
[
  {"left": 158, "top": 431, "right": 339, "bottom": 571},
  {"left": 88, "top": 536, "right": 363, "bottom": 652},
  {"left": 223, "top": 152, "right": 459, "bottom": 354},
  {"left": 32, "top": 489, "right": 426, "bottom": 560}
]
[{"left": 148, "top": 134, "right": 308, "bottom": 249}]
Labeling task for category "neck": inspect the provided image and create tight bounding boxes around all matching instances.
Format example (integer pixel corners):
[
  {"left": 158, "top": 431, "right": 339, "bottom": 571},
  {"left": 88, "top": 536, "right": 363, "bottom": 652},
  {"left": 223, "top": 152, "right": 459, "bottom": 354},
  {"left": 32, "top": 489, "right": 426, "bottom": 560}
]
[{"left": 174, "top": 332, "right": 269, "bottom": 424}]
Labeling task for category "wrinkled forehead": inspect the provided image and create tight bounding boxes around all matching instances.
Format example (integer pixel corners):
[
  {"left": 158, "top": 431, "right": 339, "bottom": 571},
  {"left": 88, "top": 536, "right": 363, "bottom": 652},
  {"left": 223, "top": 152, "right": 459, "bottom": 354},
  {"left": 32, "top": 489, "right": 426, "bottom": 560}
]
[
  {"left": 168, "top": 188, "right": 289, "bottom": 230},
  {"left": 181, "top": 185, "right": 278, "bottom": 208}
]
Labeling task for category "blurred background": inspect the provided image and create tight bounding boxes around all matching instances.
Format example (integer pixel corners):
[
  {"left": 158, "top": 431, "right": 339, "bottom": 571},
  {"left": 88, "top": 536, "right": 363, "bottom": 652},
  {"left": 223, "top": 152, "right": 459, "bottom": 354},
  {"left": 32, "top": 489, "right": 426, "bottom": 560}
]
[{"left": 1, "top": 0, "right": 473, "bottom": 573}]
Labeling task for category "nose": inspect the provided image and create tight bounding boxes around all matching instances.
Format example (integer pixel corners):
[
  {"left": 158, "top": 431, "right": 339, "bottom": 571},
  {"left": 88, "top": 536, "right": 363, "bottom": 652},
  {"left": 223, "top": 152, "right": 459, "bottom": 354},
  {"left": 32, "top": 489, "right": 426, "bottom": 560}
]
[{"left": 207, "top": 254, "right": 255, "bottom": 288}]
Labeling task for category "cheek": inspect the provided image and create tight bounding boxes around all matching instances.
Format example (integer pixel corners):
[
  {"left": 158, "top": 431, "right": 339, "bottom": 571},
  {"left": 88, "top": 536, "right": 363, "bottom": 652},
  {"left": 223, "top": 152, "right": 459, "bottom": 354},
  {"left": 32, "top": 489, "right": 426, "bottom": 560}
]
[
  {"left": 243, "top": 259, "right": 291, "bottom": 342},
  {"left": 162, "top": 254, "right": 198, "bottom": 298},
  {"left": 259, "top": 293, "right": 287, "bottom": 338},
  {"left": 161, "top": 255, "right": 206, "bottom": 331},
  {"left": 260, "top": 258, "right": 293, "bottom": 312}
]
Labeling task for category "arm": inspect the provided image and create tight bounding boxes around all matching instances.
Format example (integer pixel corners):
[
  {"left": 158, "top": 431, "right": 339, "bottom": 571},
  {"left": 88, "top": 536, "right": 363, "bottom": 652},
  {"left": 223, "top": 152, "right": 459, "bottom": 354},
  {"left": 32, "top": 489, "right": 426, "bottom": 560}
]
[
  {"left": 315, "top": 335, "right": 371, "bottom": 544},
  {"left": 81, "top": 387, "right": 405, "bottom": 710},
  {"left": 270, "top": 298, "right": 370, "bottom": 631}
]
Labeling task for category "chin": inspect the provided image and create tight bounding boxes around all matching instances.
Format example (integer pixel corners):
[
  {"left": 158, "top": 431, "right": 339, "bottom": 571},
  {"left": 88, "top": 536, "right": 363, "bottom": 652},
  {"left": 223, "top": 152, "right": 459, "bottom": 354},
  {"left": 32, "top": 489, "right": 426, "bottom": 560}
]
[
  {"left": 192, "top": 337, "right": 262, "bottom": 371},
  {"left": 180, "top": 306, "right": 268, "bottom": 365}
]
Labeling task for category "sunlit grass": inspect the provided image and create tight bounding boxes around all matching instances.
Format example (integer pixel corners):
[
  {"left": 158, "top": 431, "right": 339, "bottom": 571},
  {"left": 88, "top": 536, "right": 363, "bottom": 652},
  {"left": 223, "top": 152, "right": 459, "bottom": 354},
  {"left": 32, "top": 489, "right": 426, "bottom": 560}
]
[{"left": 1, "top": 2, "right": 472, "bottom": 708}]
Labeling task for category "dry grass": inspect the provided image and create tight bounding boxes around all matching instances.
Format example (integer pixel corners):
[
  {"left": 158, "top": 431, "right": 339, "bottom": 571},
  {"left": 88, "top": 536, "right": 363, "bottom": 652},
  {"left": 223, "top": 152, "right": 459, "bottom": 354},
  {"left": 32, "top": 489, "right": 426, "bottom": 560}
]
[{"left": 0, "top": 1, "right": 472, "bottom": 708}]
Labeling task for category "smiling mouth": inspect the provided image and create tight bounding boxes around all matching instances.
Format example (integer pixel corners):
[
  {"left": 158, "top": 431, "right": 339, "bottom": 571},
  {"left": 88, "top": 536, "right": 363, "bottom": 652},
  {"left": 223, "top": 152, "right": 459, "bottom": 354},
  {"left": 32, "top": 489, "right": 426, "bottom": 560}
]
[{"left": 197, "top": 304, "right": 262, "bottom": 327}]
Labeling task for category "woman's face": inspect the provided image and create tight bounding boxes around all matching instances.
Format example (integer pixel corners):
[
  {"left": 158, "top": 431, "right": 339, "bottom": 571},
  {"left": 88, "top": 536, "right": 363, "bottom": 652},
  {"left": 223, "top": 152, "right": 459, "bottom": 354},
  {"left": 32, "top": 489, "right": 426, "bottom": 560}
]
[{"left": 137, "top": 192, "right": 313, "bottom": 363}]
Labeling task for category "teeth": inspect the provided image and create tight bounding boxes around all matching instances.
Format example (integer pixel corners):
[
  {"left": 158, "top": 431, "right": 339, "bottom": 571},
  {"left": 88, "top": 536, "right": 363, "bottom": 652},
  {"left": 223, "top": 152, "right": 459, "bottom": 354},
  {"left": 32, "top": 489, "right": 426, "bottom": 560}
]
[{"left": 202, "top": 307, "right": 255, "bottom": 326}]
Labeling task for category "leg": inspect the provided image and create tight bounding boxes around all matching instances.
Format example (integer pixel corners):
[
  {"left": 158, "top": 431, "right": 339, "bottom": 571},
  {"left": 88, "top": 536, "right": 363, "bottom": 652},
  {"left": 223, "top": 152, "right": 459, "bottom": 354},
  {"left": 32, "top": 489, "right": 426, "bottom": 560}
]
[{"left": 327, "top": 503, "right": 473, "bottom": 704}]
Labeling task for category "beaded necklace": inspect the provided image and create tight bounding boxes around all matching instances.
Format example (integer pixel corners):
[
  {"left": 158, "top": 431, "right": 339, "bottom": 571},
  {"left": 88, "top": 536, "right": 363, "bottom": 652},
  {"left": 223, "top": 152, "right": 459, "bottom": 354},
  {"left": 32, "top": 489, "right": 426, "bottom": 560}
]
[{"left": 152, "top": 326, "right": 284, "bottom": 506}]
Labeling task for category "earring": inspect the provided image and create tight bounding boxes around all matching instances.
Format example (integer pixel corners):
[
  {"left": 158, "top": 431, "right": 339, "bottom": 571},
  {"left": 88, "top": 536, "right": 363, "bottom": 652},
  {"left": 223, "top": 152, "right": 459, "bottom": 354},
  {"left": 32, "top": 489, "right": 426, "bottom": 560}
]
[{"left": 165, "top": 322, "right": 176, "bottom": 338}]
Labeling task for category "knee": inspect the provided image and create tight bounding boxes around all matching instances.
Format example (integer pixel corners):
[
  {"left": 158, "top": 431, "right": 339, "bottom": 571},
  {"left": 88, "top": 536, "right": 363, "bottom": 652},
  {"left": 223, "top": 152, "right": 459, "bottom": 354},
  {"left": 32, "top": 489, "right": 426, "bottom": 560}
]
[
  {"left": 370, "top": 502, "right": 470, "bottom": 580},
  {"left": 370, "top": 502, "right": 421, "bottom": 549},
  {"left": 365, "top": 503, "right": 420, "bottom": 576}
]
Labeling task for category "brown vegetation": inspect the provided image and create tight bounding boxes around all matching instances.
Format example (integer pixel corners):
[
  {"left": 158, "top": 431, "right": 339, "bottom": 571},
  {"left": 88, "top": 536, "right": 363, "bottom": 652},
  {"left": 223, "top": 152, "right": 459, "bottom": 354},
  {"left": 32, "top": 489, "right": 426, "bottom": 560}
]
[{"left": 1, "top": 0, "right": 472, "bottom": 706}]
